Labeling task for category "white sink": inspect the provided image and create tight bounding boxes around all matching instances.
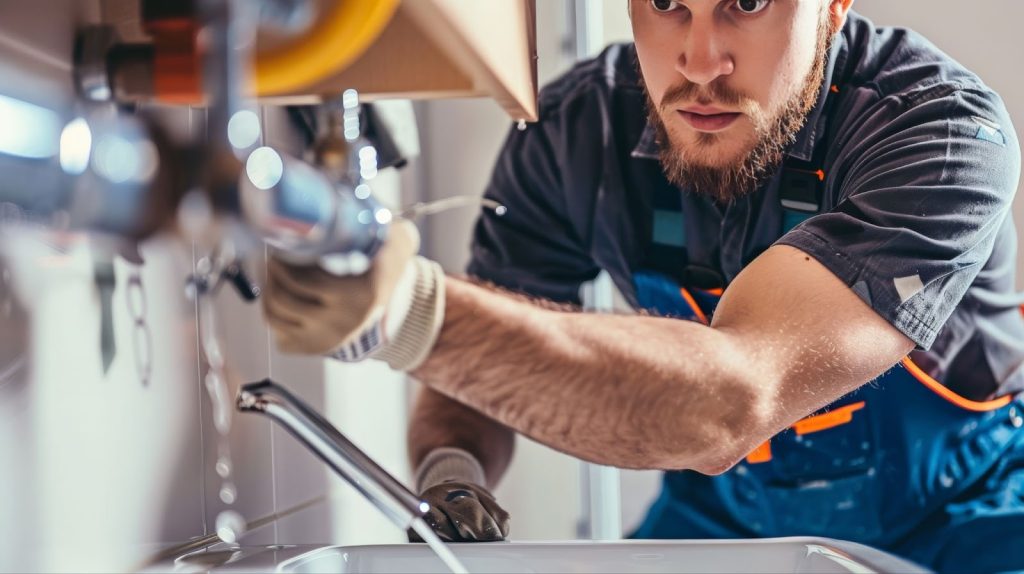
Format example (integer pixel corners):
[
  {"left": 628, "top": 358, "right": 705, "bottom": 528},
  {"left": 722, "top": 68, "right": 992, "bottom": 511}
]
[{"left": 162, "top": 539, "right": 929, "bottom": 573}]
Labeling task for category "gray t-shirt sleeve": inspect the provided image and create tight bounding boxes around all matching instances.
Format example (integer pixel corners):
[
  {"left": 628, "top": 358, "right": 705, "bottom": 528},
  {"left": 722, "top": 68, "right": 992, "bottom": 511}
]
[{"left": 778, "top": 85, "right": 1022, "bottom": 350}]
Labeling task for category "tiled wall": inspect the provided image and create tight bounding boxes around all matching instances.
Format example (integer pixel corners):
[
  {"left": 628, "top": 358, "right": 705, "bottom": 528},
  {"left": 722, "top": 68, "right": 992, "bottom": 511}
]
[{"left": 0, "top": 2, "right": 414, "bottom": 571}]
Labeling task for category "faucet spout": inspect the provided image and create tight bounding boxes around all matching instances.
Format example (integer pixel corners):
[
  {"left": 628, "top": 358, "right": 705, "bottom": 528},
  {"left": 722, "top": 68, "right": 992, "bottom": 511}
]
[{"left": 236, "top": 379, "right": 428, "bottom": 530}]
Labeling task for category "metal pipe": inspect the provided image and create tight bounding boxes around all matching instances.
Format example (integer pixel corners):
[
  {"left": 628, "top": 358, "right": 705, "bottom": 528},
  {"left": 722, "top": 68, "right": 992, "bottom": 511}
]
[
  {"left": 236, "top": 379, "right": 427, "bottom": 530},
  {"left": 238, "top": 147, "right": 388, "bottom": 269},
  {"left": 571, "top": 0, "right": 624, "bottom": 541}
]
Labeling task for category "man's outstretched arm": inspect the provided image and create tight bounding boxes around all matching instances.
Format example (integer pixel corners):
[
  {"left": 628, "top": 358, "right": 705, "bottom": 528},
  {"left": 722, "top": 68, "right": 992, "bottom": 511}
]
[
  {"left": 412, "top": 244, "right": 913, "bottom": 474},
  {"left": 408, "top": 387, "right": 515, "bottom": 489},
  {"left": 406, "top": 388, "right": 514, "bottom": 542},
  {"left": 264, "top": 230, "right": 913, "bottom": 474}
]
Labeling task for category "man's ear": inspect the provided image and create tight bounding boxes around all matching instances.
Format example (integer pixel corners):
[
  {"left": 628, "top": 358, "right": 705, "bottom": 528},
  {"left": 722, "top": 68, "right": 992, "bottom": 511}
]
[{"left": 828, "top": 0, "right": 855, "bottom": 33}]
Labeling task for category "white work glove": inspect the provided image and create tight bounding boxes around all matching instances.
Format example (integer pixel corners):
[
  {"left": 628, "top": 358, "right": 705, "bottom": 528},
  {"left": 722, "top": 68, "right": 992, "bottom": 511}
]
[
  {"left": 264, "top": 220, "right": 445, "bottom": 371},
  {"left": 411, "top": 448, "right": 511, "bottom": 542}
]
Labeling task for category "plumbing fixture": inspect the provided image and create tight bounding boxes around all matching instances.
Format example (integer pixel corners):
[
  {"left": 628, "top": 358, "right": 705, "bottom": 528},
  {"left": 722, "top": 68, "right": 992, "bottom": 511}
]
[
  {"left": 0, "top": 1, "right": 393, "bottom": 267},
  {"left": 398, "top": 197, "right": 507, "bottom": 221},
  {"left": 0, "top": 101, "right": 186, "bottom": 239},
  {"left": 236, "top": 379, "right": 428, "bottom": 529},
  {"left": 185, "top": 237, "right": 262, "bottom": 303},
  {"left": 238, "top": 144, "right": 388, "bottom": 270},
  {"left": 236, "top": 379, "right": 470, "bottom": 574}
]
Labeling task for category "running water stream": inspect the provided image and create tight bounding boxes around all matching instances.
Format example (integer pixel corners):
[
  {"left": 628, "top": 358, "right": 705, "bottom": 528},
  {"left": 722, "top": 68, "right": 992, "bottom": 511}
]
[{"left": 197, "top": 286, "right": 247, "bottom": 543}]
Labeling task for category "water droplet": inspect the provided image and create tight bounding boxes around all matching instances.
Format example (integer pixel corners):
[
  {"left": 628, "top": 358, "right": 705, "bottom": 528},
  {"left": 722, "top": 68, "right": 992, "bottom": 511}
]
[
  {"left": 219, "top": 483, "right": 237, "bottom": 504},
  {"left": 215, "top": 510, "right": 246, "bottom": 544},
  {"left": 197, "top": 257, "right": 213, "bottom": 275},
  {"left": 939, "top": 473, "right": 954, "bottom": 488},
  {"left": 205, "top": 371, "right": 232, "bottom": 435},
  {"left": 212, "top": 411, "right": 231, "bottom": 435},
  {"left": 204, "top": 370, "right": 221, "bottom": 388},
  {"left": 205, "top": 344, "right": 224, "bottom": 370},
  {"left": 216, "top": 457, "right": 232, "bottom": 478}
]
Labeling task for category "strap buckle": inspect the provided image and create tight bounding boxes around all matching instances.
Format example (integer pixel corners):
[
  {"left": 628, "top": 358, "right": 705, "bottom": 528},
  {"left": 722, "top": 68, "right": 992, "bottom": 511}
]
[{"left": 780, "top": 167, "right": 824, "bottom": 214}]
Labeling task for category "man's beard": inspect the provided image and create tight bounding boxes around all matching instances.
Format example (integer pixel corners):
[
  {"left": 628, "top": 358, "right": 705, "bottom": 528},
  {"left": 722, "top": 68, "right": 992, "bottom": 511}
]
[{"left": 645, "top": 13, "right": 836, "bottom": 203}]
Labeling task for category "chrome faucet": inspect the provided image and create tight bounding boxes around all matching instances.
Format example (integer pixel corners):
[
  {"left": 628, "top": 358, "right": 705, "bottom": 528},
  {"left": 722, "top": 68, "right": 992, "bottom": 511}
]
[{"left": 236, "top": 379, "right": 429, "bottom": 530}]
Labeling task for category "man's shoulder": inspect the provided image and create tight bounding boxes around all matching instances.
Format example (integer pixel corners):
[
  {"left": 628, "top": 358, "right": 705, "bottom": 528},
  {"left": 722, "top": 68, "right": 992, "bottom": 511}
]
[
  {"left": 831, "top": 12, "right": 1016, "bottom": 178},
  {"left": 843, "top": 11, "right": 996, "bottom": 105},
  {"left": 536, "top": 43, "right": 644, "bottom": 122}
]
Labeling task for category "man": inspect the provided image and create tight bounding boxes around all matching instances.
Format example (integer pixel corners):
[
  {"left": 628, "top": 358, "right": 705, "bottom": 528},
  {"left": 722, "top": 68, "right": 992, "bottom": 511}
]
[{"left": 264, "top": 0, "right": 1024, "bottom": 570}]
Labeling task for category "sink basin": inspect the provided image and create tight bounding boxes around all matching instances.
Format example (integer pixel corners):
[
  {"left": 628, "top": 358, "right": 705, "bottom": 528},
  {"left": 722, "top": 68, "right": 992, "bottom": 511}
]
[{"left": 162, "top": 539, "right": 929, "bottom": 573}]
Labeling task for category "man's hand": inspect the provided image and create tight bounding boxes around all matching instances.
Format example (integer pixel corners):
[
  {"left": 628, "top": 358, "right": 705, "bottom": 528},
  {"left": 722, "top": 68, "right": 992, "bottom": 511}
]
[
  {"left": 264, "top": 219, "right": 417, "bottom": 355},
  {"left": 410, "top": 447, "right": 510, "bottom": 542},
  {"left": 263, "top": 220, "right": 446, "bottom": 371},
  {"left": 412, "top": 481, "right": 510, "bottom": 542}
]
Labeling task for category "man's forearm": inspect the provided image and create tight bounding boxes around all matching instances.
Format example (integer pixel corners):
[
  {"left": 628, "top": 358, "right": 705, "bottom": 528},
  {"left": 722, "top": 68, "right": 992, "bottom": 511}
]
[
  {"left": 408, "top": 387, "right": 515, "bottom": 489},
  {"left": 411, "top": 278, "right": 772, "bottom": 474}
]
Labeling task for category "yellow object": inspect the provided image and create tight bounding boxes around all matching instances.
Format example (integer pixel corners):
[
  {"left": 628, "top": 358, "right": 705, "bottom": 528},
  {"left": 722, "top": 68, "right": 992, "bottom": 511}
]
[{"left": 255, "top": 0, "right": 400, "bottom": 96}]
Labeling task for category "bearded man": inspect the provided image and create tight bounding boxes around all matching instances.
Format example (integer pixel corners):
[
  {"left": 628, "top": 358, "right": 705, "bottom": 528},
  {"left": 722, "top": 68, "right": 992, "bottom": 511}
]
[{"left": 264, "top": 1, "right": 1024, "bottom": 570}]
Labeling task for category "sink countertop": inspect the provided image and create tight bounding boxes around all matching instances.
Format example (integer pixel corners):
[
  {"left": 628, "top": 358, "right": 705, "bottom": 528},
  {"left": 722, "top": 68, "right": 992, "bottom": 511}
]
[{"left": 146, "top": 537, "right": 931, "bottom": 574}]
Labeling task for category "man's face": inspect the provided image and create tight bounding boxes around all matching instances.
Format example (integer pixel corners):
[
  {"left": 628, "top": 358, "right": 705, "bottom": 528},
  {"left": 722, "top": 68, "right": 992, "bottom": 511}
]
[{"left": 631, "top": 0, "right": 837, "bottom": 202}]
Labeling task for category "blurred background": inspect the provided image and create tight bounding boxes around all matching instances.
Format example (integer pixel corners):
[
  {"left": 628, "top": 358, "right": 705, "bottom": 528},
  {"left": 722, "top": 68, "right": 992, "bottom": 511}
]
[{"left": 0, "top": 1, "right": 1021, "bottom": 571}]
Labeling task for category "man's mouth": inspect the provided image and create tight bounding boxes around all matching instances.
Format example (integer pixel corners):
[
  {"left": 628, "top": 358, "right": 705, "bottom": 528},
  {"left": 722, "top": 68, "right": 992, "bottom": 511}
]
[{"left": 676, "top": 106, "right": 741, "bottom": 133}]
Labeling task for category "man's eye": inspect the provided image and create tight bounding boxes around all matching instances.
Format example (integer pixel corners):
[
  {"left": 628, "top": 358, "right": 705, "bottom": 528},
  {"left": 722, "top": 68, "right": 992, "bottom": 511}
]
[
  {"left": 651, "top": 0, "right": 682, "bottom": 13},
  {"left": 734, "top": 0, "right": 770, "bottom": 15}
]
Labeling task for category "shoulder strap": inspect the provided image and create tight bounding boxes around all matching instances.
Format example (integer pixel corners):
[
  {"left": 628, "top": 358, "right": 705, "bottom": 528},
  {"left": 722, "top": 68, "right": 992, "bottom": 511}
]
[
  {"left": 779, "top": 84, "right": 840, "bottom": 233},
  {"left": 779, "top": 160, "right": 825, "bottom": 233},
  {"left": 644, "top": 182, "right": 726, "bottom": 290}
]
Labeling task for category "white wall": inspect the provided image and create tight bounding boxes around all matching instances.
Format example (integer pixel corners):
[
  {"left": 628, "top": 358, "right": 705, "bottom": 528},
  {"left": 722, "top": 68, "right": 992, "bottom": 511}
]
[
  {"left": 0, "top": 3, "right": 208, "bottom": 571},
  {"left": 0, "top": 2, "right": 410, "bottom": 570}
]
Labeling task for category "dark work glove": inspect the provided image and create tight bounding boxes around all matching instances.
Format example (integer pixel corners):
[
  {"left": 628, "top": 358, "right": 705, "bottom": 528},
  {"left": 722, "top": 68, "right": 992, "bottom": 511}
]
[{"left": 409, "top": 481, "right": 511, "bottom": 542}]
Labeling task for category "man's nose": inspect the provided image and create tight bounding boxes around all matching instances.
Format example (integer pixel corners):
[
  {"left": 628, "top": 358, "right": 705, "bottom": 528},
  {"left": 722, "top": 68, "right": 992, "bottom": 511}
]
[{"left": 675, "top": 20, "right": 734, "bottom": 87}]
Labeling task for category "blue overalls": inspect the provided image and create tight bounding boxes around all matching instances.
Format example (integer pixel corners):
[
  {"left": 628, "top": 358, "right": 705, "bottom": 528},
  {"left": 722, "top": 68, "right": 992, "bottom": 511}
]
[{"left": 629, "top": 132, "right": 1024, "bottom": 572}]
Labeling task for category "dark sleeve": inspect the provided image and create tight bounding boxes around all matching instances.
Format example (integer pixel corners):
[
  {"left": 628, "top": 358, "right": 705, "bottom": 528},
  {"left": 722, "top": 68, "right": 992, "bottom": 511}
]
[
  {"left": 778, "top": 86, "right": 1022, "bottom": 350},
  {"left": 466, "top": 112, "right": 599, "bottom": 304}
]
